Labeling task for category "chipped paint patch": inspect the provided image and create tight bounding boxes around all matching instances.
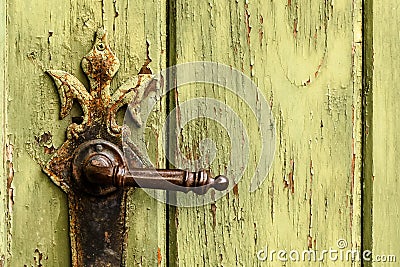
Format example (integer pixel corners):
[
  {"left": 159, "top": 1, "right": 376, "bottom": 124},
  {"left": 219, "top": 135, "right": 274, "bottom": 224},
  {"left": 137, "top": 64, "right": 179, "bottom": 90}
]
[
  {"left": 308, "top": 160, "right": 314, "bottom": 249},
  {"left": 35, "top": 131, "right": 56, "bottom": 155},
  {"left": 210, "top": 203, "right": 217, "bottom": 229},
  {"left": 283, "top": 159, "right": 295, "bottom": 194},
  {"left": 244, "top": 3, "right": 251, "bottom": 46},
  {"left": 23, "top": 249, "right": 48, "bottom": 267},
  {"left": 33, "top": 248, "right": 45, "bottom": 267}
]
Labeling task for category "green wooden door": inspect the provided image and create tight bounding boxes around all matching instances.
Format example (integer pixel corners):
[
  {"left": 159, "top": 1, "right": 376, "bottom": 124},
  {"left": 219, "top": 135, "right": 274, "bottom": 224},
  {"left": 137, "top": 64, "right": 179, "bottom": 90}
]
[{"left": 0, "top": 0, "right": 399, "bottom": 266}]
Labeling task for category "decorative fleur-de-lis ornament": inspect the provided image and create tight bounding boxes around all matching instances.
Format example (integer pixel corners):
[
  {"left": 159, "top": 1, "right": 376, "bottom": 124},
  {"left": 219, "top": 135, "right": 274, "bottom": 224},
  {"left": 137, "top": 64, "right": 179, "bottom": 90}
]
[
  {"left": 43, "top": 28, "right": 158, "bottom": 266},
  {"left": 47, "top": 28, "right": 155, "bottom": 140}
]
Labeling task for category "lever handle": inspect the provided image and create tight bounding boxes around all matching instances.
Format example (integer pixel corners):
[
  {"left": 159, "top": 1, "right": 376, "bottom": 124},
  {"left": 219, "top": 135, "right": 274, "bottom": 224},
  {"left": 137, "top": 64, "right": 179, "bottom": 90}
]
[
  {"left": 85, "top": 160, "right": 228, "bottom": 194},
  {"left": 73, "top": 139, "right": 229, "bottom": 196}
]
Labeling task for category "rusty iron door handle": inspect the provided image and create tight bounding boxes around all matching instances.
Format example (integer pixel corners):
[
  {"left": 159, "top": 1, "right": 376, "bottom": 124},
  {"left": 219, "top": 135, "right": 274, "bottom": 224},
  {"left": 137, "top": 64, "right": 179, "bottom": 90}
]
[
  {"left": 40, "top": 28, "right": 228, "bottom": 266},
  {"left": 73, "top": 139, "right": 228, "bottom": 196}
]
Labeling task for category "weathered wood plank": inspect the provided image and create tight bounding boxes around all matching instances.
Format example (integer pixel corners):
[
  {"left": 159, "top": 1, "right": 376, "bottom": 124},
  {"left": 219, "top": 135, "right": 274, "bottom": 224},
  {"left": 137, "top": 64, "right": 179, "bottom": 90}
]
[
  {"left": 171, "top": 0, "right": 362, "bottom": 266},
  {"left": 0, "top": 0, "right": 7, "bottom": 265},
  {"left": 4, "top": 0, "right": 166, "bottom": 265},
  {"left": 6, "top": 2, "right": 71, "bottom": 265},
  {"left": 369, "top": 1, "right": 400, "bottom": 266}
]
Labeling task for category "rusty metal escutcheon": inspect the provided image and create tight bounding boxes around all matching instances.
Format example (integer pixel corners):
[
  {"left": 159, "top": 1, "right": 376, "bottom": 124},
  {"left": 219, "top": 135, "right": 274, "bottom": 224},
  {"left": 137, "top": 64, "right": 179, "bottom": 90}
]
[{"left": 41, "top": 28, "right": 228, "bottom": 266}]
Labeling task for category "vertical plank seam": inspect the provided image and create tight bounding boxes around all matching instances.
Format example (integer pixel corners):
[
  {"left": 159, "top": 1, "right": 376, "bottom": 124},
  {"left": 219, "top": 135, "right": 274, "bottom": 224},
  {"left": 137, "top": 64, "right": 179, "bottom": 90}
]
[
  {"left": 166, "top": 0, "right": 178, "bottom": 266},
  {"left": 361, "top": 0, "right": 374, "bottom": 266},
  {"left": 351, "top": 0, "right": 364, "bottom": 266}
]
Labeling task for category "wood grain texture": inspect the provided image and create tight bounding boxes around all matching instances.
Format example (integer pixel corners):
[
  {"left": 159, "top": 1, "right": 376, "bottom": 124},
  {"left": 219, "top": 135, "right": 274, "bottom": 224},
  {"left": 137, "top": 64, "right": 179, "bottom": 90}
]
[
  {"left": 4, "top": 0, "right": 166, "bottom": 266},
  {"left": 369, "top": 1, "right": 400, "bottom": 266},
  {"left": 171, "top": 0, "right": 362, "bottom": 266}
]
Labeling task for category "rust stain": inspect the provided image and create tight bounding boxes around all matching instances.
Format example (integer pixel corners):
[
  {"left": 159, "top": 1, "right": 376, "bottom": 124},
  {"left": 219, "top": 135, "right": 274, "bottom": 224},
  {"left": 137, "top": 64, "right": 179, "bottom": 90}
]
[
  {"left": 157, "top": 247, "right": 162, "bottom": 266},
  {"left": 314, "top": 62, "right": 322, "bottom": 78},
  {"left": 293, "top": 19, "right": 298, "bottom": 38},
  {"left": 288, "top": 0, "right": 292, "bottom": 7},
  {"left": 258, "top": 28, "right": 264, "bottom": 46},
  {"left": 244, "top": 3, "right": 251, "bottom": 45},
  {"left": 44, "top": 145, "right": 56, "bottom": 155},
  {"left": 307, "top": 235, "right": 313, "bottom": 249},
  {"left": 289, "top": 159, "right": 295, "bottom": 194},
  {"left": 232, "top": 183, "right": 239, "bottom": 198}
]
